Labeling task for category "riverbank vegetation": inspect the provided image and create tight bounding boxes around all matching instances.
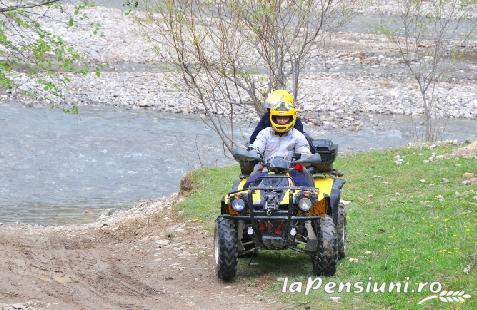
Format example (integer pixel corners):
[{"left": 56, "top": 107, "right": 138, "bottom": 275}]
[
  {"left": 176, "top": 143, "right": 476, "bottom": 309},
  {"left": 0, "top": 1, "right": 96, "bottom": 100}
]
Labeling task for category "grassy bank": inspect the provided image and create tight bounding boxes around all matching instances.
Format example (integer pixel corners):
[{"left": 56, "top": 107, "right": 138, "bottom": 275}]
[{"left": 175, "top": 144, "right": 476, "bottom": 309}]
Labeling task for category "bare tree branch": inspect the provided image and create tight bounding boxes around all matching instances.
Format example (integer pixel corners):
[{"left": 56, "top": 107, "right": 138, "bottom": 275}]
[
  {"left": 135, "top": 0, "right": 349, "bottom": 152},
  {"left": 382, "top": 0, "right": 474, "bottom": 141},
  {"left": 0, "top": 0, "right": 61, "bottom": 13}
]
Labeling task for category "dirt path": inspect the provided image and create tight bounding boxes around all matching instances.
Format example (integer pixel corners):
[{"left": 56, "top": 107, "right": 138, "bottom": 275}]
[{"left": 0, "top": 198, "right": 282, "bottom": 309}]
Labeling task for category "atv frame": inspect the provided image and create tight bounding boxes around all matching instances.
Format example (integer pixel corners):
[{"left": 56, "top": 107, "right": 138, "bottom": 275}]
[{"left": 214, "top": 145, "right": 346, "bottom": 282}]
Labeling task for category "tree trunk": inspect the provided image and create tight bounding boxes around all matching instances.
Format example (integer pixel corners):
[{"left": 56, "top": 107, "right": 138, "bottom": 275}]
[{"left": 422, "top": 93, "right": 434, "bottom": 142}]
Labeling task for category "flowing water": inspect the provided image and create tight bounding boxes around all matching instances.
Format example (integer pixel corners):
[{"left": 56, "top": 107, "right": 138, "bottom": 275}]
[
  {"left": 0, "top": 105, "right": 231, "bottom": 225},
  {"left": 1, "top": 104, "right": 476, "bottom": 225}
]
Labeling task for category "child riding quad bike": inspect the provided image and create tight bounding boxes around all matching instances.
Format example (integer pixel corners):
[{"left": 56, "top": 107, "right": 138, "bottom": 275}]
[
  {"left": 214, "top": 90, "right": 347, "bottom": 282},
  {"left": 214, "top": 137, "right": 346, "bottom": 282},
  {"left": 214, "top": 90, "right": 346, "bottom": 281}
]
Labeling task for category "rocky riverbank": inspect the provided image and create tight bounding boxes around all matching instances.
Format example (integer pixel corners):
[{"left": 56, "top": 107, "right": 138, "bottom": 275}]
[{"left": 1, "top": 3, "right": 476, "bottom": 130}]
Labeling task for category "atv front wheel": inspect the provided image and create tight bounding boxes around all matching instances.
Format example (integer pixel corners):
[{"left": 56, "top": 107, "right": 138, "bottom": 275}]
[
  {"left": 312, "top": 215, "right": 338, "bottom": 276},
  {"left": 337, "top": 203, "right": 347, "bottom": 259},
  {"left": 214, "top": 217, "right": 238, "bottom": 281}
]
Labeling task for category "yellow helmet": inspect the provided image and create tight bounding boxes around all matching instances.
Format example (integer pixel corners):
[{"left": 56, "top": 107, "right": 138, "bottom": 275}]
[
  {"left": 264, "top": 89, "right": 294, "bottom": 109},
  {"left": 268, "top": 90, "right": 296, "bottom": 133}
]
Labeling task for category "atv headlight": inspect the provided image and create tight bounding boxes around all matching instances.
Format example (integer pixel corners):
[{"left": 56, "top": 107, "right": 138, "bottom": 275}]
[
  {"left": 298, "top": 198, "right": 313, "bottom": 211},
  {"left": 232, "top": 198, "right": 245, "bottom": 212}
]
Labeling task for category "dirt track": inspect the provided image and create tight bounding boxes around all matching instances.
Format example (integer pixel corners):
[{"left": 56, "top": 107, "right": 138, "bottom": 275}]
[{"left": 0, "top": 198, "right": 282, "bottom": 310}]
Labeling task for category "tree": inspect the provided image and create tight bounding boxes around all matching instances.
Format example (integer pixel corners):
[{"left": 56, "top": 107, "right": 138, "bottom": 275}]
[
  {"left": 377, "top": 0, "right": 477, "bottom": 142},
  {"left": 134, "top": 0, "right": 350, "bottom": 153},
  {"left": 0, "top": 0, "right": 95, "bottom": 103}
]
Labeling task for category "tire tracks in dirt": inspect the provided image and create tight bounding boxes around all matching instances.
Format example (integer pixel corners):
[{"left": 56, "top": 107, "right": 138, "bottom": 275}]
[{"left": 0, "top": 202, "right": 282, "bottom": 309}]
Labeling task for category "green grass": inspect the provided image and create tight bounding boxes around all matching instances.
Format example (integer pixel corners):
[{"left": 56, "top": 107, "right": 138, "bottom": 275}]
[{"left": 175, "top": 144, "right": 477, "bottom": 309}]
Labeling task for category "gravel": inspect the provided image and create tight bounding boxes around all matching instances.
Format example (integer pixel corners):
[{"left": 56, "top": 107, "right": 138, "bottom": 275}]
[{"left": 1, "top": 4, "right": 475, "bottom": 129}]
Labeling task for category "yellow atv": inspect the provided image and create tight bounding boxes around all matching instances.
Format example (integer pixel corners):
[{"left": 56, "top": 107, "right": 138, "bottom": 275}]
[{"left": 214, "top": 139, "right": 346, "bottom": 282}]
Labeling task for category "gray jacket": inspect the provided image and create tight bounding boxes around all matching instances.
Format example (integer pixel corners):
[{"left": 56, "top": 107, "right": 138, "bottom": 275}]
[{"left": 252, "top": 127, "right": 311, "bottom": 162}]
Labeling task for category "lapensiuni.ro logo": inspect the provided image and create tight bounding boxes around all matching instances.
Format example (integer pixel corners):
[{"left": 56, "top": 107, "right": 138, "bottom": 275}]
[{"left": 278, "top": 277, "right": 472, "bottom": 305}]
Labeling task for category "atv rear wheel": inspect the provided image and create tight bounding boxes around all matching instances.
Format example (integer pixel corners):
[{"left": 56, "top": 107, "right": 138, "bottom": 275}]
[
  {"left": 214, "top": 217, "right": 238, "bottom": 281},
  {"left": 312, "top": 215, "right": 338, "bottom": 276},
  {"left": 337, "top": 203, "right": 347, "bottom": 259}
]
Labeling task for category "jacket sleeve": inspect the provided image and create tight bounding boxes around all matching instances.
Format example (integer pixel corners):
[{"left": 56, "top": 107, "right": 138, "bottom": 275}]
[
  {"left": 251, "top": 128, "right": 268, "bottom": 157},
  {"left": 249, "top": 113, "right": 270, "bottom": 144},
  {"left": 294, "top": 131, "right": 311, "bottom": 156},
  {"left": 294, "top": 117, "right": 304, "bottom": 133}
]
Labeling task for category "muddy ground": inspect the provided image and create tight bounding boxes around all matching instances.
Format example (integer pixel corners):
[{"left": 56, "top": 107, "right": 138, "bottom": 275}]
[{"left": 0, "top": 198, "right": 283, "bottom": 310}]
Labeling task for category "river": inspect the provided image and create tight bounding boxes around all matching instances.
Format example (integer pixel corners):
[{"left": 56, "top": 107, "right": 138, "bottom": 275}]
[{"left": 1, "top": 104, "right": 476, "bottom": 225}]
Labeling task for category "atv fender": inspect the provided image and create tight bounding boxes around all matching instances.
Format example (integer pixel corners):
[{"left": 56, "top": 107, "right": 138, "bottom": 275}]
[
  {"left": 330, "top": 179, "right": 346, "bottom": 225},
  {"left": 224, "top": 179, "right": 248, "bottom": 206},
  {"left": 231, "top": 179, "right": 245, "bottom": 192}
]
